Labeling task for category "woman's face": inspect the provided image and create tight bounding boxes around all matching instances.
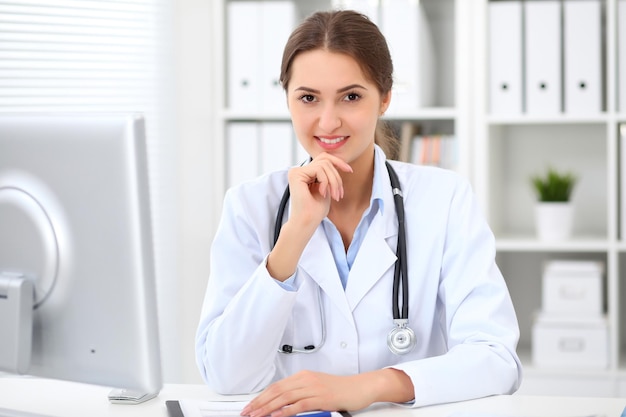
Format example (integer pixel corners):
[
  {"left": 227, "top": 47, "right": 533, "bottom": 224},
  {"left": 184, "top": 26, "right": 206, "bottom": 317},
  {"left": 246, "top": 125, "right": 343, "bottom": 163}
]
[{"left": 286, "top": 49, "right": 390, "bottom": 168}]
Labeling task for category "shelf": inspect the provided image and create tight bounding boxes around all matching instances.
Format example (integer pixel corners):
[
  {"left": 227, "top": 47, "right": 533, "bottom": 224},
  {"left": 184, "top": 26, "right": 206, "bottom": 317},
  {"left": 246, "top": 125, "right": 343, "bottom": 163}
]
[
  {"left": 221, "top": 107, "right": 458, "bottom": 122},
  {"left": 517, "top": 348, "right": 615, "bottom": 377},
  {"left": 495, "top": 236, "right": 611, "bottom": 252},
  {"left": 221, "top": 110, "right": 291, "bottom": 122},
  {"left": 383, "top": 107, "right": 457, "bottom": 121},
  {"left": 616, "top": 243, "right": 626, "bottom": 252},
  {"left": 487, "top": 114, "right": 610, "bottom": 125}
]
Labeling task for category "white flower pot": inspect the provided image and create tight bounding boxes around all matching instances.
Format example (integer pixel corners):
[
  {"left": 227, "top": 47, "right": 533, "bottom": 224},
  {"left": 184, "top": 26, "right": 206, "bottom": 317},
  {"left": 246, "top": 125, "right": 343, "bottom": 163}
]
[{"left": 534, "top": 202, "right": 574, "bottom": 241}]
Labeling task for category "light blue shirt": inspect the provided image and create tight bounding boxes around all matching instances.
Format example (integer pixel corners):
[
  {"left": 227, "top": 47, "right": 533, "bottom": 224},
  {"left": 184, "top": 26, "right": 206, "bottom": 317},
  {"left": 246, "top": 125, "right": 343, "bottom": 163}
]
[{"left": 322, "top": 157, "right": 385, "bottom": 289}]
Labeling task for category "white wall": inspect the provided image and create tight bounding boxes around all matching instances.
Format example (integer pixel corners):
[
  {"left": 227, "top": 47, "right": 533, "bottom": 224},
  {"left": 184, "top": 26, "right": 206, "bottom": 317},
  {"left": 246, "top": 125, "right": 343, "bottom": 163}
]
[{"left": 173, "top": 0, "right": 220, "bottom": 383}]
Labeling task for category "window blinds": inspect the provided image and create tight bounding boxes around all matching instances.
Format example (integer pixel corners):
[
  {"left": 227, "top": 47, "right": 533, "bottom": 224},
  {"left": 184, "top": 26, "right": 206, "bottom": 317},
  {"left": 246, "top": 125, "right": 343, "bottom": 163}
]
[
  {"left": 0, "top": 0, "right": 178, "bottom": 380},
  {"left": 0, "top": 1, "right": 169, "bottom": 108}
]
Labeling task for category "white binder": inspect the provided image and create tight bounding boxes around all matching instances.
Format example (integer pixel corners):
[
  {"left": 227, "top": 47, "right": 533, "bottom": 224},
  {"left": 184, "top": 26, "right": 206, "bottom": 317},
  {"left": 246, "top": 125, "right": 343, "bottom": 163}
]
[
  {"left": 563, "top": 0, "right": 602, "bottom": 115},
  {"left": 227, "top": 1, "right": 261, "bottom": 112},
  {"left": 488, "top": 1, "right": 523, "bottom": 115},
  {"left": 227, "top": 122, "right": 259, "bottom": 188},
  {"left": 380, "top": 0, "right": 434, "bottom": 114},
  {"left": 619, "top": 0, "right": 626, "bottom": 112},
  {"left": 260, "top": 2, "right": 295, "bottom": 112},
  {"left": 260, "top": 122, "right": 294, "bottom": 173},
  {"left": 524, "top": 1, "right": 561, "bottom": 115}
]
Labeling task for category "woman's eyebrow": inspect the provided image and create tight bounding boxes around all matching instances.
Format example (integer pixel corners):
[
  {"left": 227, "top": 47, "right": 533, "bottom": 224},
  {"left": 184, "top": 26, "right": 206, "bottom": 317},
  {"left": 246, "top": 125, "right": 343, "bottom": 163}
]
[
  {"left": 293, "top": 84, "right": 368, "bottom": 94},
  {"left": 293, "top": 86, "right": 319, "bottom": 94},
  {"left": 337, "top": 84, "right": 367, "bottom": 93}
]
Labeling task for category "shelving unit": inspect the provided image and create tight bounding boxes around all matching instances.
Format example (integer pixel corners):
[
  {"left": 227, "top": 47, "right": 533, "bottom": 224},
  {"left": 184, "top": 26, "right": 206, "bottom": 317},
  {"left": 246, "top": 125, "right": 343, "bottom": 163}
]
[{"left": 474, "top": 0, "right": 626, "bottom": 396}]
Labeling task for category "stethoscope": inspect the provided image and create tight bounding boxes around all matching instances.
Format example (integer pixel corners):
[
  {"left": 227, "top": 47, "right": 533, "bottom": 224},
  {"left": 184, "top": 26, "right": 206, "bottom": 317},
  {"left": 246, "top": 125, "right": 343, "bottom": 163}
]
[{"left": 273, "top": 160, "right": 416, "bottom": 356}]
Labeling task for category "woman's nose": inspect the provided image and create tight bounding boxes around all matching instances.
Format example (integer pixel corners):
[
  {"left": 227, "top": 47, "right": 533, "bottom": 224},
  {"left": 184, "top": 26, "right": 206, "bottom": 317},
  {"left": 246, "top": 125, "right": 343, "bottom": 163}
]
[{"left": 318, "top": 103, "right": 342, "bottom": 132}]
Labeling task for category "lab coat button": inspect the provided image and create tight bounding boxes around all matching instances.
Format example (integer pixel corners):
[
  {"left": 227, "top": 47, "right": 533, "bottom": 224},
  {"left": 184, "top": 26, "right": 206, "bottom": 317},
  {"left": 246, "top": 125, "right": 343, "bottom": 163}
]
[{"left": 340, "top": 342, "right": 347, "bottom": 349}]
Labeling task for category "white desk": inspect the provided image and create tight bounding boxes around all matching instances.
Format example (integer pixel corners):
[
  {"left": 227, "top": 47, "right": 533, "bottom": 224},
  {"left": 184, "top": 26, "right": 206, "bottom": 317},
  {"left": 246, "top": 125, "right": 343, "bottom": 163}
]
[{"left": 0, "top": 376, "right": 624, "bottom": 417}]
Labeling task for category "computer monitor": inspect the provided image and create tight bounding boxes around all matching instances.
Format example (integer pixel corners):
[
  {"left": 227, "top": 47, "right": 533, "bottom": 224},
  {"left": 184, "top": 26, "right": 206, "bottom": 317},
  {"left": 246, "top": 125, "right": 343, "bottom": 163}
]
[{"left": 0, "top": 113, "right": 162, "bottom": 404}]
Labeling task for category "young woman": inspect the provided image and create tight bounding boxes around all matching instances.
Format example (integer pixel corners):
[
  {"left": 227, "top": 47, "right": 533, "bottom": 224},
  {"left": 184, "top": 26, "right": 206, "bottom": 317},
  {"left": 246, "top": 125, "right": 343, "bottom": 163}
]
[{"left": 196, "top": 10, "right": 522, "bottom": 417}]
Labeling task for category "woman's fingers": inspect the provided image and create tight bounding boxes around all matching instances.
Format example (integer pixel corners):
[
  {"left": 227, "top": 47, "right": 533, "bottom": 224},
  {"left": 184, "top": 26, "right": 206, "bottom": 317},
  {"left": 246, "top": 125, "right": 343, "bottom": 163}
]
[
  {"left": 282, "top": 153, "right": 353, "bottom": 231},
  {"left": 310, "top": 160, "right": 340, "bottom": 201},
  {"left": 291, "top": 153, "right": 352, "bottom": 201}
]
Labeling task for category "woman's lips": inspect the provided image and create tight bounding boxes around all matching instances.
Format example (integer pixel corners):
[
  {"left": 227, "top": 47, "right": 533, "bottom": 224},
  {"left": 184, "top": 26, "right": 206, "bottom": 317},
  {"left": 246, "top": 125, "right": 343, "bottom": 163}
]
[{"left": 317, "top": 136, "right": 347, "bottom": 145}]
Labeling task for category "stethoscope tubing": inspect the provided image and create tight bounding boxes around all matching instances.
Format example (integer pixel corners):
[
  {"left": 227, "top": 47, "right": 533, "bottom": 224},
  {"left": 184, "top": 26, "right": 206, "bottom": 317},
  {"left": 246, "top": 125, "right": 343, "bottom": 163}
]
[{"left": 385, "top": 162, "right": 409, "bottom": 321}]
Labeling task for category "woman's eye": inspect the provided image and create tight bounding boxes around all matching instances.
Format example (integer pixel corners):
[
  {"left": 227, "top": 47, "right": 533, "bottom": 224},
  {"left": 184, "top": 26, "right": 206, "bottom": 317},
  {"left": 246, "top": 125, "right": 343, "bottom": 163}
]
[
  {"left": 299, "top": 94, "right": 316, "bottom": 103},
  {"left": 344, "top": 92, "right": 361, "bottom": 101}
]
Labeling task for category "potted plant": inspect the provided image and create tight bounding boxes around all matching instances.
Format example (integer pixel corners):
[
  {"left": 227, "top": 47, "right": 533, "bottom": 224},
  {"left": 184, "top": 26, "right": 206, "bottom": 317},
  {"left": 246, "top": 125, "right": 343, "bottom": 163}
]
[{"left": 530, "top": 167, "right": 577, "bottom": 241}]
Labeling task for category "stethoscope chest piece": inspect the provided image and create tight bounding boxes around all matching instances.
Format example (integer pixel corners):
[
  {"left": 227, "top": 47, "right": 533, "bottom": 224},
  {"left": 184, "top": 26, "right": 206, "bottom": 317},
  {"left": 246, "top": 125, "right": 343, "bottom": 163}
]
[{"left": 387, "top": 319, "right": 416, "bottom": 355}]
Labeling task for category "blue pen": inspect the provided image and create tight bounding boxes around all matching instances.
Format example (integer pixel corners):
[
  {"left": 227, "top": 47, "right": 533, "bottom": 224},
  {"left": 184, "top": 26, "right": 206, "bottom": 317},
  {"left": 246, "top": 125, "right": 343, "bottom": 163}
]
[{"left": 295, "top": 412, "right": 332, "bottom": 417}]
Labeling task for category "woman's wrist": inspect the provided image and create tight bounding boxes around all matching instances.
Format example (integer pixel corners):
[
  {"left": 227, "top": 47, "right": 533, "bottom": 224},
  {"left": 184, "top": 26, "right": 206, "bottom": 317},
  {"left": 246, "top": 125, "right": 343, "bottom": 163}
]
[
  {"left": 366, "top": 368, "right": 415, "bottom": 404},
  {"left": 267, "top": 220, "right": 315, "bottom": 281}
]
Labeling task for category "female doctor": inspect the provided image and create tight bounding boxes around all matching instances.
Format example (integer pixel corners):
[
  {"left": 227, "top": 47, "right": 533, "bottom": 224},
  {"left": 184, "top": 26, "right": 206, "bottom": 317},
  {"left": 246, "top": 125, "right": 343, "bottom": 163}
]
[{"left": 196, "top": 9, "right": 522, "bottom": 417}]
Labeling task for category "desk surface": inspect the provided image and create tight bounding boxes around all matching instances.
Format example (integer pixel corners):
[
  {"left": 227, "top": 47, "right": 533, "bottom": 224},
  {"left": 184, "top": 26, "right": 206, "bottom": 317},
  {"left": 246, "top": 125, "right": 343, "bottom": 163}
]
[{"left": 0, "top": 376, "right": 624, "bottom": 417}]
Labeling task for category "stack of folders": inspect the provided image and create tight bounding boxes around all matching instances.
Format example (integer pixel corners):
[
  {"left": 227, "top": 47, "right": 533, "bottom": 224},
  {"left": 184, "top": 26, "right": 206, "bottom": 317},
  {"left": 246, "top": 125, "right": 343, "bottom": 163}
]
[
  {"left": 489, "top": 0, "right": 602, "bottom": 116},
  {"left": 227, "top": 1, "right": 296, "bottom": 114},
  {"left": 531, "top": 260, "right": 608, "bottom": 369}
]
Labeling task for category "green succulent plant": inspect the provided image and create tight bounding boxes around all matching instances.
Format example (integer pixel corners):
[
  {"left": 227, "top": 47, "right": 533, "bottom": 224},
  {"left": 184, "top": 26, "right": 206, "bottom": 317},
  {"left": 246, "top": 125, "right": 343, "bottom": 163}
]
[{"left": 530, "top": 167, "right": 577, "bottom": 202}]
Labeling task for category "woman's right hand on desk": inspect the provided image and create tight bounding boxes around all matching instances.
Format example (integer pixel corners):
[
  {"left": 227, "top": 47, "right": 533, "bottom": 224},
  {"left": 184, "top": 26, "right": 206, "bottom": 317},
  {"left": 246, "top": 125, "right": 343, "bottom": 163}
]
[{"left": 240, "top": 368, "right": 414, "bottom": 417}]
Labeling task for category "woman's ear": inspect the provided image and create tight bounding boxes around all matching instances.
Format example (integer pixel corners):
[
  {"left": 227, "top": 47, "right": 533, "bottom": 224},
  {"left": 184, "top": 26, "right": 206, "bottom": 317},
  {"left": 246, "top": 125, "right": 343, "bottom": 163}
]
[{"left": 380, "top": 91, "right": 392, "bottom": 116}]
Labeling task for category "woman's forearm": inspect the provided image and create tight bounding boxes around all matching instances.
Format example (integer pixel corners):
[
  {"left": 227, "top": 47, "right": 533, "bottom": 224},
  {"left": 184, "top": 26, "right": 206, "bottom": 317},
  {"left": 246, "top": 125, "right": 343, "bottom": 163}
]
[{"left": 267, "top": 218, "right": 318, "bottom": 281}]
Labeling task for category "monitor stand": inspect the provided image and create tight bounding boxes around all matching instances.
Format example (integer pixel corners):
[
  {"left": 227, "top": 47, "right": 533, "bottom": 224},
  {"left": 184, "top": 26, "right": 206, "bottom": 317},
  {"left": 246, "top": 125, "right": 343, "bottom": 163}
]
[{"left": 108, "top": 388, "right": 159, "bottom": 404}]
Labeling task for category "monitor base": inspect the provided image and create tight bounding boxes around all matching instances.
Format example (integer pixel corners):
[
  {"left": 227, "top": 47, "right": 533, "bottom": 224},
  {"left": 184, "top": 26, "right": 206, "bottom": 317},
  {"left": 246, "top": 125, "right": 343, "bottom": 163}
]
[{"left": 108, "top": 388, "right": 159, "bottom": 404}]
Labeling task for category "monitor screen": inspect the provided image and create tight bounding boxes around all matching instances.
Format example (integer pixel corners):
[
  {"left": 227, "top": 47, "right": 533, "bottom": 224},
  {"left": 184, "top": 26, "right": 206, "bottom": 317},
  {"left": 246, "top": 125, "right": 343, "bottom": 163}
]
[{"left": 0, "top": 113, "right": 162, "bottom": 404}]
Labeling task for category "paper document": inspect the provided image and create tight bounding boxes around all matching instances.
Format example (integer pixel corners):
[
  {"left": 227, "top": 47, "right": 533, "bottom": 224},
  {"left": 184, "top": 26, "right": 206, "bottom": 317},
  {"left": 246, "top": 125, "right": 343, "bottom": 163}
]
[
  {"left": 179, "top": 399, "right": 247, "bottom": 416},
  {"left": 177, "top": 400, "right": 345, "bottom": 417}
]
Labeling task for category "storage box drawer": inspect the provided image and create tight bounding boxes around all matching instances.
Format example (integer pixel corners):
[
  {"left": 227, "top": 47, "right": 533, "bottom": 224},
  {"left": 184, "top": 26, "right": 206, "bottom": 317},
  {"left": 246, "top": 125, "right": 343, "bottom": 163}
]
[
  {"left": 543, "top": 274, "right": 602, "bottom": 314},
  {"left": 532, "top": 316, "right": 608, "bottom": 369},
  {"left": 542, "top": 260, "right": 603, "bottom": 315}
]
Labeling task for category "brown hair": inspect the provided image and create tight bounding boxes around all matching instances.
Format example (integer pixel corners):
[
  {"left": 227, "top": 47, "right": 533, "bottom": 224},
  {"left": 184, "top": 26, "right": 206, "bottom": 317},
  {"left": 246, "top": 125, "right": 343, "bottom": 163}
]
[{"left": 280, "top": 9, "right": 399, "bottom": 159}]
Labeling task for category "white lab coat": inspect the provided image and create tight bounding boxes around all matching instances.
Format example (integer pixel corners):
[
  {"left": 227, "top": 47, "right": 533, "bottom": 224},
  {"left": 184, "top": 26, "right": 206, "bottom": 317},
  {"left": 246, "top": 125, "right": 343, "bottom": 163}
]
[{"left": 196, "top": 146, "right": 522, "bottom": 407}]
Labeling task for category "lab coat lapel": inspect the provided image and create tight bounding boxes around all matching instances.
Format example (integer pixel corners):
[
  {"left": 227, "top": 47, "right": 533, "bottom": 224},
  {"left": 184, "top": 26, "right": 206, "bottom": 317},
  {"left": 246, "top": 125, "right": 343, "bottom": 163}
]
[
  {"left": 345, "top": 208, "right": 397, "bottom": 312},
  {"left": 299, "top": 226, "right": 353, "bottom": 323}
]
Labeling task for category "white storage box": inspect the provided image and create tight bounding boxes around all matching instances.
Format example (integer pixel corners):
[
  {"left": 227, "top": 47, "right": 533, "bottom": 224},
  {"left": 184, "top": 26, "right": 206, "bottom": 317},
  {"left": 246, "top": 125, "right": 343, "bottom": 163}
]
[
  {"left": 542, "top": 260, "right": 603, "bottom": 316},
  {"left": 532, "top": 313, "right": 608, "bottom": 369}
]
